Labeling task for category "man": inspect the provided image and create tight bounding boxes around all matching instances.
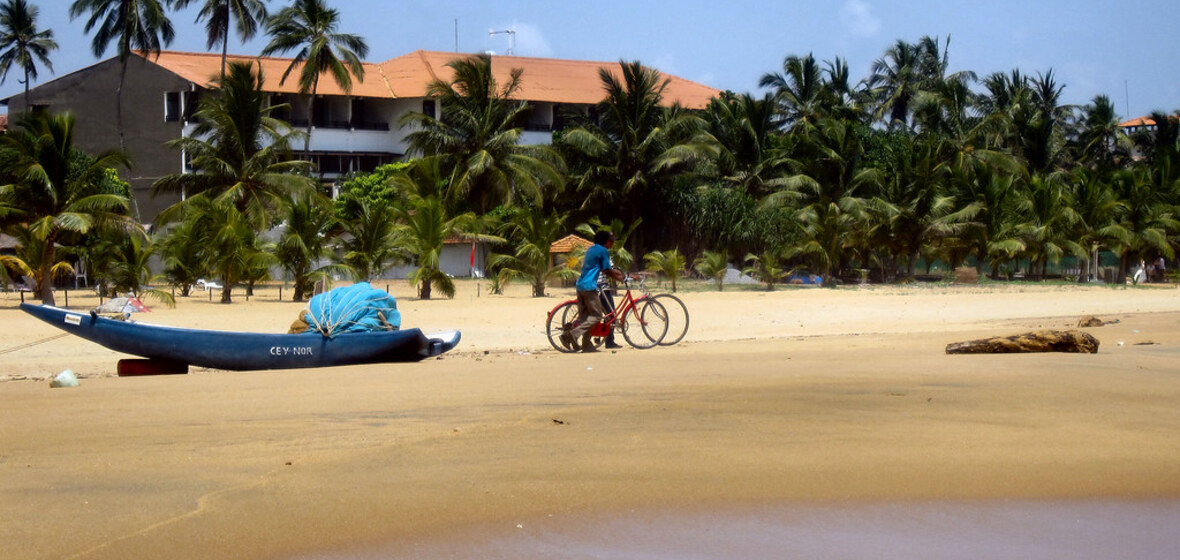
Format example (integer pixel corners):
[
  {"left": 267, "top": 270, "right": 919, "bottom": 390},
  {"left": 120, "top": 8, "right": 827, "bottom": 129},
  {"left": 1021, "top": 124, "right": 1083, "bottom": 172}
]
[{"left": 564, "top": 230, "right": 624, "bottom": 352}]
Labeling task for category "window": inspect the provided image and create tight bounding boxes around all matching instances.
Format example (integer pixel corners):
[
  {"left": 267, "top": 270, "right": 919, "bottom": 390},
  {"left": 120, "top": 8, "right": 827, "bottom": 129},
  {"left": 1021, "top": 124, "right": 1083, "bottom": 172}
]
[
  {"left": 164, "top": 92, "right": 181, "bottom": 122},
  {"left": 183, "top": 91, "right": 199, "bottom": 120},
  {"left": 423, "top": 99, "right": 436, "bottom": 119}
]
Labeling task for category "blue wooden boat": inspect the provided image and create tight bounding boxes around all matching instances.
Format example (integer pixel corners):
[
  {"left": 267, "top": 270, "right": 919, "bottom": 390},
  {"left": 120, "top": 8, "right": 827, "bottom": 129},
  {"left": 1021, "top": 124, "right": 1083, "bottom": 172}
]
[{"left": 20, "top": 303, "right": 461, "bottom": 372}]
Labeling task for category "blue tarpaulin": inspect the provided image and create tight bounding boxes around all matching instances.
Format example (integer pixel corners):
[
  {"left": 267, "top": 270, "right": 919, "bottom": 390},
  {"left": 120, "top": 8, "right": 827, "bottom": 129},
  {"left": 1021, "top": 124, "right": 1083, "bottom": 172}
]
[{"left": 305, "top": 282, "right": 401, "bottom": 337}]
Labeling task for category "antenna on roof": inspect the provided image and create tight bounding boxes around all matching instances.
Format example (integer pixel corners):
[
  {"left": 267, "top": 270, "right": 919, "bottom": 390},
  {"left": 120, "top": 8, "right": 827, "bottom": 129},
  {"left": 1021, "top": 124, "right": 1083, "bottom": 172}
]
[{"left": 489, "top": 27, "right": 515, "bottom": 56}]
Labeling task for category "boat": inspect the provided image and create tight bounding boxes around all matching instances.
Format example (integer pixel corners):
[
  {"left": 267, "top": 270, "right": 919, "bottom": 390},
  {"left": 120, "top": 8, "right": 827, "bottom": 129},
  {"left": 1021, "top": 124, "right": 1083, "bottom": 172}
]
[{"left": 20, "top": 303, "right": 461, "bottom": 373}]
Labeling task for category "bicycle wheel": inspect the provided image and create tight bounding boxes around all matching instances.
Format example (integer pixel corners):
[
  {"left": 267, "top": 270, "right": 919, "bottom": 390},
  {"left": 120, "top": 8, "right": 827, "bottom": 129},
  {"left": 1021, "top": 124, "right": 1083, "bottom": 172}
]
[
  {"left": 545, "top": 301, "right": 581, "bottom": 353},
  {"left": 621, "top": 298, "right": 669, "bottom": 349},
  {"left": 651, "top": 293, "right": 689, "bottom": 345}
]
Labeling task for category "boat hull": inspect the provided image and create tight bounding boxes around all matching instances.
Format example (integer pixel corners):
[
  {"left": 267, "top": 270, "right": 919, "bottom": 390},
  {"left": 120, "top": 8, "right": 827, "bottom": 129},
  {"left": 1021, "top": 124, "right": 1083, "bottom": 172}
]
[{"left": 20, "top": 304, "right": 461, "bottom": 371}]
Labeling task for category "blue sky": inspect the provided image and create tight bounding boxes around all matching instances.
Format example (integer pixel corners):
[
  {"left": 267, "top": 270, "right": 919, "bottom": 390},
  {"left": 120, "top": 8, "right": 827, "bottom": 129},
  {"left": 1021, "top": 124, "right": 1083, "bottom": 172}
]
[{"left": 4, "top": 0, "right": 1178, "bottom": 119}]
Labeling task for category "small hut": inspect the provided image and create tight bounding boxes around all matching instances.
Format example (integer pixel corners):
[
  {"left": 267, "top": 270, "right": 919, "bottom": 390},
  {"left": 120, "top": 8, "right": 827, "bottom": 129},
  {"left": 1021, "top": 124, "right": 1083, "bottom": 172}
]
[{"left": 549, "top": 234, "right": 592, "bottom": 287}]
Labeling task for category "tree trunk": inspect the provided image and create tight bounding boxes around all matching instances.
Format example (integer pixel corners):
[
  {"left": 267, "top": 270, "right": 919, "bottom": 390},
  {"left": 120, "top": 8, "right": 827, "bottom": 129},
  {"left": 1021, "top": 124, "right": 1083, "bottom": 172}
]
[
  {"left": 220, "top": 276, "right": 232, "bottom": 303},
  {"left": 304, "top": 77, "right": 319, "bottom": 158},
  {"left": 38, "top": 238, "right": 56, "bottom": 306},
  {"left": 116, "top": 60, "right": 127, "bottom": 152},
  {"left": 419, "top": 280, "right": 432, "bottom": 300},
  {"left": 221, "top": 36, "right": 228, "bottom": 81}
]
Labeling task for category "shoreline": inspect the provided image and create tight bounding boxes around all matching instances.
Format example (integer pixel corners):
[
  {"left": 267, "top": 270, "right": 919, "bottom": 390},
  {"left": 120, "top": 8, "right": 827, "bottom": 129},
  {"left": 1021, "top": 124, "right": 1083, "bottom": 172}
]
[{"left": 3, "top": 284, "right": 1180, "bottom": 559}]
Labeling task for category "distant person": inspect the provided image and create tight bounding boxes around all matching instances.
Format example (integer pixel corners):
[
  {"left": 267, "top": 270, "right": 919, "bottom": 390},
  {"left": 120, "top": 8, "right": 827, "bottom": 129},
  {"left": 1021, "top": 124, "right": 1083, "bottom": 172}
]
[
  {"left": 1133, "top": 259, "right": 1147, "bottom": 284},
  {"left": 1155, "top": 257, "right": 1166, "bottom": 283},
  {"left": 563, "top": 231, "right": 623, "bottom": 352}
]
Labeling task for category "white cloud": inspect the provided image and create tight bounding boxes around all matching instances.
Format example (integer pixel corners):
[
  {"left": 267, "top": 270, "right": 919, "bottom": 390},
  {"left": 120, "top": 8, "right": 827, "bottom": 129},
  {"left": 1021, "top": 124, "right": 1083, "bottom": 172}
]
[{"left": 841, "top": 0, "right": 881, "bottom": 38}]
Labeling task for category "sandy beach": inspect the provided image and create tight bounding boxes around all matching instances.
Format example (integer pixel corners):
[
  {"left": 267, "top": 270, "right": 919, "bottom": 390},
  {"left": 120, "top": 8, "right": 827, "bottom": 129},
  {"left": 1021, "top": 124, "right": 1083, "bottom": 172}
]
[{"left": 3, "top": 281, "right": 1180, "bottom": 559}]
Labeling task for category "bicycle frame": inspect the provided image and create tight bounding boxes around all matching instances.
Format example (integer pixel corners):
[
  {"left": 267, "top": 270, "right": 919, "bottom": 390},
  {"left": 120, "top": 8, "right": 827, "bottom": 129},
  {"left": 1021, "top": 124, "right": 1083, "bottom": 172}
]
[{"left": 546, "top": 276, "right": 652, "bottom": 337}]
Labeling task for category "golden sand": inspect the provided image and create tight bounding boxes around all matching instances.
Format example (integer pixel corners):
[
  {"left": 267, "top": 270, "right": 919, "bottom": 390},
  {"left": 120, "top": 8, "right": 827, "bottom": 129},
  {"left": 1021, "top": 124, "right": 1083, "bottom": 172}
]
[{"left": 2, "top": 281, "right": 1179, "bottom": 559}]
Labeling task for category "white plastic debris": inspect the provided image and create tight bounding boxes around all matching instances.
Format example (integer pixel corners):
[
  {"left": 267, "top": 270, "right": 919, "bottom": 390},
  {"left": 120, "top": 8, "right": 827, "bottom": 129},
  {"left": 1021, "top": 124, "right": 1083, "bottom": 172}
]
[{"left": 50, "top": 369, "right": 80, "bottom": 388}]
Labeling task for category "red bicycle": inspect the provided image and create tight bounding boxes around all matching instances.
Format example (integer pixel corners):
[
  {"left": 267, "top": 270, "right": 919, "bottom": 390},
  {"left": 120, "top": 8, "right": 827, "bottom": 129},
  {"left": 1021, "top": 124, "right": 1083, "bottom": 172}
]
[{"left": 546, "top": 275, "right": 669, "bottom": 352}]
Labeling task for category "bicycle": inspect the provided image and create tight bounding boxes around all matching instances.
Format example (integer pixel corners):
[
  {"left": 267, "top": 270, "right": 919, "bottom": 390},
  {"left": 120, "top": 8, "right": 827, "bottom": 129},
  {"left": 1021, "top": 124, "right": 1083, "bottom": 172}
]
[{"left": 546, "top": 275, "right": 669, "bottom": 352}]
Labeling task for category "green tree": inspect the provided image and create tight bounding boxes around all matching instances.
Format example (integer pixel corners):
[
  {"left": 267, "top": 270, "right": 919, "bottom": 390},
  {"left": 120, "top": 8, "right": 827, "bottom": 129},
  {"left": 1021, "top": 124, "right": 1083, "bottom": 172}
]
[
  {"left": 337, "top": 198, "right": 402, "bottom": 282},
  {"left": 333, "top": 161, "right": 411, "bottom": 220},
  {"left": 702, "top": 92, "right": 793, "bottom": 197},
  {"left": 769, "top": 118, "right": 882, "bottom": 286},
  {"left": 559, "top": 61, "right": 716, "bottom": 251},
  {"left": 1107, "top": 168, "right": 1177, "bottom": 282},
  {"left": 1076, "top": 94, "right": 1130, "bottom": 168},
  {"left": 275, "top": 192, "right": 342, "bottom": 301},
  {"left": 759, "top": 52, "right": 835, "bottom": 129},
  {"left": 154, "top": 61, "right": 314, "bottom": 230},
  {"left": 693, "top": 249, "right": 729, "bottom": 291},
  {"left": 0, "top": 0, "right": 56, "bottom": 108},
  {"left": 487, "top": 205, "right": 571, "bottom": 297},
  {"left": 261, "top": 0, "right": 368, "bottom": 155},
  {"left": 156, "top": 215, "right": 208, "bottom": 296},
  {"left": 184, "top": 195, "right": 270, "bottom": 303},
  {"left": 742, "top": 250, "right": 789, "bottom": 291},
  {"left": 0, "top": 111, "right": 133, "bottom": 305},
  {"left": 69, "top": 0, "right": 175, "bottom": 151},
  {"left": 93, "top": 229, "right": 176, "bottom": 306},
  {"left": 643, "top": 248, "right": 686, "bottom": 292},
  {"left": 400, "top": 54, "right": 564, "bottom": 213},
  {"left": 173, "top": 0, "right": 268, "bottom": 79}
]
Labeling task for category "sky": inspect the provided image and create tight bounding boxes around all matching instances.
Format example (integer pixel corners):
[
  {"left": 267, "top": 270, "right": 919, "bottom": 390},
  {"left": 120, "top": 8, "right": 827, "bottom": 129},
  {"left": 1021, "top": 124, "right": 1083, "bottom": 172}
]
[{"left": 3, "top": 0, "right": 1178, "bottom": 119}]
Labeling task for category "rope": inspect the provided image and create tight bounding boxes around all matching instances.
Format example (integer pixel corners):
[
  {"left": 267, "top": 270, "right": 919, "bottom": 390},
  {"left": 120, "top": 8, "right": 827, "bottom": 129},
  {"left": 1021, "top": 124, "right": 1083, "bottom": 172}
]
[{"left": 0, "top": 333, "right": 70, "bottom": 356}]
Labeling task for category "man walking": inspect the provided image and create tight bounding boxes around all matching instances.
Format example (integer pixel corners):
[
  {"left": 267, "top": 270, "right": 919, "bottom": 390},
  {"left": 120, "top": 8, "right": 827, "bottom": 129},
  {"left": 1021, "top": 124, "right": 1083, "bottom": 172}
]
[{"left": 563, "top": 230, "right": 623, "bottom": 352}]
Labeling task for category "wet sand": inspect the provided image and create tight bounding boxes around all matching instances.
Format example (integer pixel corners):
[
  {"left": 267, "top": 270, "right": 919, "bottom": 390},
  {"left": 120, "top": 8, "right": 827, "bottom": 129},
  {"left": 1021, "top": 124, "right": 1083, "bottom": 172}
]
[{"left": 2, "top": 282, "right": 1180, "bottom": 559}]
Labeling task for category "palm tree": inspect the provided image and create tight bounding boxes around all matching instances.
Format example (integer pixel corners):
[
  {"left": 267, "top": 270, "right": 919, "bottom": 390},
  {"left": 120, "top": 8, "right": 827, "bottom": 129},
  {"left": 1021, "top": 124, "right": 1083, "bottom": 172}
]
[
  {"left": 69, "top": 0, "right": 175, "bottom": 151},
  {"left": 867, "top": 36, "right": 958, "bottom": 130},
  {"left": 0, "top": 0, "right": 57, "bottom": 108},
  {"left": 170, "top": 194, "right": 270, "bottom": 303},
  {"left": 275, "top": 191, "right": 342, "bottom": 300},
  {"left": 1066, "top": 167, "right": 1122, "bottom": 281},
  {"left": 759, "top": 53, "right": 831, "bottom": 129},
  {"left": 400, "top": 53, "right": 564, "bottom": 213},
  {"left": 153, "top": 61, "right": 314, "bottom": 230},
  {"left": 559, "top": 61, "right": 716, "bottom": 251},
  {"left": 1107, "top": 168, "right": 1177, "bottom": 282},
  {"left": 702, "top": 92, "right": 793, "bottom": 198},
  {"left": 337, "top": 197, "right": 402, "bottom": 282},
  {"left": 871, "top": 134, "right": 968, "bottom": 279},
  {"left": 1015, "top": 172, "right": 1083, "bottom": 277},
  {"left": 742, "top": 250, "right": 789, "bottom": 291},
  {"left": 769, "top": 118, "right": 882, "bottom": 286},
  {"left": 643, "top": 248, "right": 687, "bottom": 292},
  {"left": 0, "top": 111, "right": 133, "bottom": 305},
  {"left": 487, "top": 205, "right": 570, "bottom": 297},
  {"left": 261, "top": 0, "right": 368, "bottom": 155},
  {"left": 94, "top": 229, "right": 176, "bottom": 306},
  {"left": 155, "top": 215, "right": 208, "bottom": 296},
  {"left": 173, "top": 0, "right": 268, "bottom": 80},
  {"left": 693, "top": 249, "right": 729, "bottom": 291},
  {"left": 1076, "top": 94, "right": 1130, "bottom": 167}
]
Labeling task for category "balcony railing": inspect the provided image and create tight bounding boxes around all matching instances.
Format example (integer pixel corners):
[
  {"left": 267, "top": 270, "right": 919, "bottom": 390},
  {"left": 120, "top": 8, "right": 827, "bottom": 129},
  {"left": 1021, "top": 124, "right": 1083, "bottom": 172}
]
[{"left": 279, "top": 118, "right": 389, "bottom": 131}]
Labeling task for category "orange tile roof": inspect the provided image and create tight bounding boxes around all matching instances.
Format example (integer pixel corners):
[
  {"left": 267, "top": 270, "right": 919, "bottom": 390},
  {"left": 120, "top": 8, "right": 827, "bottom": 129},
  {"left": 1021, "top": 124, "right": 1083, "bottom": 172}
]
[
  {"left": 1119, "top": 115, "right": 1179, "bottom": 128},
  {"left": 141, "top": 50, "right": 720, "bottom": 109},
  {"left": 549, "top": 234, "right": 592, "bottom": 253},
  {"left": 1119, "top": 116, "right": 1156, "bottom": 128}
]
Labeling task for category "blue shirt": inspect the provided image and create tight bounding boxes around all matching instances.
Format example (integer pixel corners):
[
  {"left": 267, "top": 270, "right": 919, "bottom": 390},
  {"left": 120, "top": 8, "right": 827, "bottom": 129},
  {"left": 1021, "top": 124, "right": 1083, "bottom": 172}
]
[{"left": 577, "top": 244, "right": 612, "bottom": 292}]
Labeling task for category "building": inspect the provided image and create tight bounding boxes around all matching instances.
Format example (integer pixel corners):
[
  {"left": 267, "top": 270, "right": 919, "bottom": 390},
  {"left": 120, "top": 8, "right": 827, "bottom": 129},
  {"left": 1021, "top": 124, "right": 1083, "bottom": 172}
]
[{"left": 2, "top": 50, "right": 720, "bottom": 223}]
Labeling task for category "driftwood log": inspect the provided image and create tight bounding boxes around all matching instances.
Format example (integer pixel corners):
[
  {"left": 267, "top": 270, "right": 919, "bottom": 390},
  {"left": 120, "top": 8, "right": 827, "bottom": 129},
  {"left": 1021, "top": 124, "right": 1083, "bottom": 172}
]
[{"left": 946, "top": 330, "right": 1100, "bottom": 354}]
